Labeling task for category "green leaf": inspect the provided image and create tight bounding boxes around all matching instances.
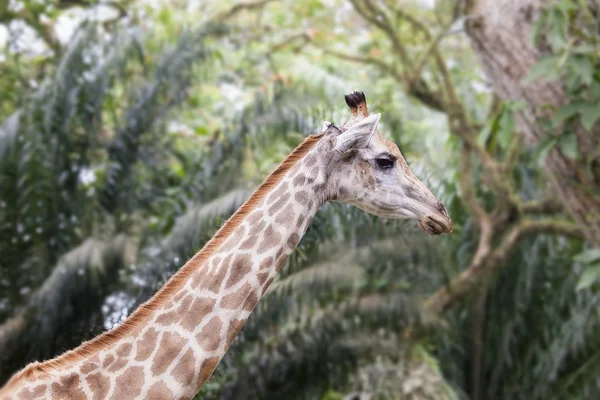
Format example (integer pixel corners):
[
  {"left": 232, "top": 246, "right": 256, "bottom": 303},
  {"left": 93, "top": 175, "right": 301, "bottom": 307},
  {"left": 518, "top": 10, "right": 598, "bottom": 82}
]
[
  {"left": 498, "top": 110, "right": 514, "bottom": 149},
  {"left": 568, "top": 55, "right": 594, "bottom": 85},
  {"left": 374, "top": 278, "right": 388, "bottom": 289},
  {"left": 580, "top": 103, "right": 600, "bottom": 130},
  {"left": 547, "top": 8, "right": 568, "bottom": 52},
  {"left": 573, "top": 44, "right": 598, "bottom": 54},
  {"left": 523, "top": 56, "right": 560, "bottom": 84},
  {"left": 157, "top": 7, "right": 173, "bottom": 26},
  {"left": 478, "top": 120, "right": 493, "bottom": 147},
  {"left": 478, "top": 114, "right": 500, "bottom": 147},
  {"left": 576, "top": 264, "right": 600, "bottom": 291},
  {"left": 531, "top": 13, "right": 544, "bottom": 46},
  {"left": 507, "top": 100, "right": 528, "bottom": 111},
  {"left": 536, "top": 137, "right": 558, "bottom": 166},
  {"left": 551, "top": 102, "right": 582, "bottom": 127},
  {"left": 557, "top": 0, "right": 578, "bottom": 12},
  {"left": 558, "top": 132, "right": 579, "bottom": 159},
  {"left": 574, "top": 249, "right": 600, "bottom": 264}
]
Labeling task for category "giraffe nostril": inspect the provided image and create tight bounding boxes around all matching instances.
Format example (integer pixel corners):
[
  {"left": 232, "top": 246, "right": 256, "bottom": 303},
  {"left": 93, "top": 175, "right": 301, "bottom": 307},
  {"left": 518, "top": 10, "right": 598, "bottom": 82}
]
[{"left": 436, "top": 202, "right": 448, "bottom": 217}]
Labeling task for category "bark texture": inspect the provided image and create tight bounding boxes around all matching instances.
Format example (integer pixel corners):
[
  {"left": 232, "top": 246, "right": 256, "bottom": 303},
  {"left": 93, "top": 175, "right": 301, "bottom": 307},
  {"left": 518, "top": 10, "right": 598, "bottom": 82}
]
[{"left": 466, "top": 0, "right": 600, "bottom": 246}]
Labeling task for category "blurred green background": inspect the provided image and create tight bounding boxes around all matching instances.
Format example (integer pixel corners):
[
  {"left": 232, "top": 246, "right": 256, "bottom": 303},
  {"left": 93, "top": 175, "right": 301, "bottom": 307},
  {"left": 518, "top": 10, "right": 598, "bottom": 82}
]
[{"left": 2, "top": 0, "right": 600, "bottom": 398}]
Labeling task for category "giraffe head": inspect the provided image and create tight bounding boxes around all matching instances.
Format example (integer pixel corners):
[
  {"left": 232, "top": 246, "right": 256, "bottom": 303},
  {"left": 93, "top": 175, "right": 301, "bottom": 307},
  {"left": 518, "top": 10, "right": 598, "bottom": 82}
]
[{"left": 321, "top": 91, "right": 452, "bottom": 235}]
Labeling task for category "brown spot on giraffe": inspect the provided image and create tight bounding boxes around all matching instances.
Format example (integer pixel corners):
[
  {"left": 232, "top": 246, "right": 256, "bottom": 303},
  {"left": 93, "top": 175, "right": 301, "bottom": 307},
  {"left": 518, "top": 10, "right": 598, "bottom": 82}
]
[
  {"left": 225, "top": 254, "right": 252, "bottom": 288},
  {"left": 156, "top": 309, "right": 181, "bottom": 325},
  {"left": 147, "top": 382, "right": 174, "bottom": 400},
  {"left": 292, "top": 174, "right": 306, "bottom": 187},
  {"left": 110, "top": 366, "right": 144, "bottom": 399},
  {"left": 50, "top": 373, "right": 85, "bottom": 400},
  {"left": 116, "top": 343, "right": 132, "bottom": 358},
  {"left": 257, "top": 271, "right": 270, "bottom": 286},
  {"left": 268, "top": 193, "right": 291, "bottom": 215},
  {"left": 287, "top": 233, "right": 300, "bottom": 249},
  {"left": 135, "top": 327, "right": 158, "bottom": 362},
  {"left": 197, "top": 316, "right": 222, "bottom": 351},
  {"left": 274, "top": 254, "right": 288, "bottom": 272},
  {"left": 246, "top": 210, "right": 263, "bottom": 226},
  {"left": 242, "top": 289, "right": 259, "bottom": 311},
  {"left": 226, "top": 319, "right": 246, "bottom": 344},
  {"left": 295, "top": 191, "right": 308, "bottom": 205},
  {"left": 221, "top": 225, "right": 247, "bottom": 252},
  {"left": 239, "top": 235, "right": 257, "bottom": 249},
  {"left": 306, "top": 167, "right": 320, "bottom": 183},
  {"left": 151, "top": 332, "right": 186, "bottom": 376},
  {"left": 209, "top": 255, "right": 221, "bottom": 267},
  {"left": 267, "top": 182, "right": 288, "bottom": 204},
  {"left": 261, "top": 276, "right": 276, "bottom": 295},
  {"left": 177, "top": 294, "right": 193, "bottom": 313},
  {"left": 86, "top": 373, "right": 110, "bottom": 400},
  {"left": 172, "top": 349, "right": 196, "bottom": 386},
  {"left": 197, "top": 357, "right": 220, "bottom": 387},
  {"left": 259, "top": 256, "right": 273, "bottom": 270},
  {"left": 221, "top": 282, "right": 253, "bottom": 309},
  {"left": 16, "top": 384, "right": 45, "bottom": 399},
  {"left": 102, "top": 355, "right": 115, "bottom": 369},
  {"left": 296, "top": 213, "right": 306, "bottom": 228},
  {"left": 257, "top": 226, "right": 282, "bottom": 253},
  {"left": 107, "top": 357, "right": 128, "bottom": 373},
  {"left": 173, "top": 290, "right": 187, "bottom": 303},
  {"left": 248, "top": 219, "right": 266, "bottom": 237},
  {"left": 275, "top": 203, "right": 294, "bottom": 225},
  {"left": 196, "top": 254, "right": 231, "bottom": 291},
  {"left": 80, "top": 360, "right": 99, "bottom": 375},
  {"left": 180, "top": 297, "right": 216, "bottom": 331}
]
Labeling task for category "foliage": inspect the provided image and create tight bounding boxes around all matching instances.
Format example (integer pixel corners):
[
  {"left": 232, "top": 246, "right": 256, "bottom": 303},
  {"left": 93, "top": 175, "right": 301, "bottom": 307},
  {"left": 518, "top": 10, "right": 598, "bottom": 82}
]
[
  {"left": 0, "top": 17, "right": 219, "bottom": 380},
  {"left": 528, "top": 0, "right": 600, "bottom": 159},
  {"left": 1, "top": 1, "right": 599, "bottom": 399}
]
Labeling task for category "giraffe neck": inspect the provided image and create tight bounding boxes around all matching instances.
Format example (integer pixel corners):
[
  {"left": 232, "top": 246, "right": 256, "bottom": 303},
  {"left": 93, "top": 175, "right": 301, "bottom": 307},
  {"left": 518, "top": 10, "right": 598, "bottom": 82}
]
[
  {"left": 137, "top": 155, "right": 324, "bottom": 397},
  {"left": 0, "top": 137, "right": 328, "bottom": 400}
]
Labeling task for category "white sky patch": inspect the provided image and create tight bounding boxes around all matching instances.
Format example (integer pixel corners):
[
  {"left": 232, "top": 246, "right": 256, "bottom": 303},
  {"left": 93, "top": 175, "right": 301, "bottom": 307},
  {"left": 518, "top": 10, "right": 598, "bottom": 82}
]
[
  {"left": 418, "top": 0, "right": 436, "bottom": 9},
  {"left": 0, "top": 3, "right": 122, "bottom": 56},
  {"left": 167, "top": 120, "right": 195, "bottom": 136},
  {"left": 78, "top": 168, "right": 97, "bottom": 185},
  {"left": 54, "top": 8, "right": 86, "bottom": 45}
]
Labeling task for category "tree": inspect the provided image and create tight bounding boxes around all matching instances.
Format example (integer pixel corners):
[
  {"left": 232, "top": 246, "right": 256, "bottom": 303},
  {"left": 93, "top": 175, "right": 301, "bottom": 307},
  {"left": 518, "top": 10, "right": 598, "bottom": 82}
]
[
  {"left": 2, "top": 1, "right": 600, "bottom": 398},
  {"left": 465, "top": 0, "right": 600, "bottom": 247}
]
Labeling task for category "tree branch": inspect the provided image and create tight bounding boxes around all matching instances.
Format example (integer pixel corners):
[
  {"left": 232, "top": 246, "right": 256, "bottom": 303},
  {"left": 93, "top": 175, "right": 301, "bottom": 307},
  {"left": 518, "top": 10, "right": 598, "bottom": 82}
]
[
  {"left": 459, "top": 144, "right": 487, "bottom": 221},
  {"left": 423, "top": 215, "right": 584, "bottom": 317},
  {"left": 521, "top": 219, "right": 584, "bottom": 239},
  {"left": 313, "top": 43, "right": 446, "bottom": 112},
  {"left": 520, "top": 198, "right": 564, "bottom": 214},
  {"left": 350, "top": 0, "right": 414, "bottom": 70},
  {"left": 214, "top": 0, "right": 280, "bottom": 22},
  {"left": 423, "top": 225, "right": 522, "bottom": 315}
]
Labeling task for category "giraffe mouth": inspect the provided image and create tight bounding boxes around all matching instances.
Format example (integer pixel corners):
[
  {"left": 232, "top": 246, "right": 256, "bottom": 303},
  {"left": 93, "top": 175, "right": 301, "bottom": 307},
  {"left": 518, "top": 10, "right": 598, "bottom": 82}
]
[{"left": 419, "top": 216, "right": 452, "bottom": 235}]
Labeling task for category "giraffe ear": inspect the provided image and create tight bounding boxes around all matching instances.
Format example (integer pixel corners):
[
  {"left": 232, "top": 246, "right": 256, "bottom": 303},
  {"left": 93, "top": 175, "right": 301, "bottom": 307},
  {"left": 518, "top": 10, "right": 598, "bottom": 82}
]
[{"left": 334, "top": 113, "right": 381, "bottom": 153}]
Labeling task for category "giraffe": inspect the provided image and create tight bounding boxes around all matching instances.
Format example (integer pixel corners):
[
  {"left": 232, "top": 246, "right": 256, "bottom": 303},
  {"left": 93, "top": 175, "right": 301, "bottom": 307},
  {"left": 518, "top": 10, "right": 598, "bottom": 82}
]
[{"left": 0, "top": 91, "right": 452, "bottom": 400}]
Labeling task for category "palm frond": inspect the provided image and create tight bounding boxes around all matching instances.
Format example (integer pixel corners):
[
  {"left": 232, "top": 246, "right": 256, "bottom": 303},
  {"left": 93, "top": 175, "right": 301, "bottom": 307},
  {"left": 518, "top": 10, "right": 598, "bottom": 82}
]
[
  {"left": 0, "top": 235, "right": 132, "bottom": 383},
  {"left": 215, "top": 292, "right": 421, "bottom": 399}
]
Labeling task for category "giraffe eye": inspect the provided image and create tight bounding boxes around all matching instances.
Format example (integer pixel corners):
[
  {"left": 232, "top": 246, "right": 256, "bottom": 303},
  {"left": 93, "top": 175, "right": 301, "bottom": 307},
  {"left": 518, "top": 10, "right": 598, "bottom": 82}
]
[{"left": 375, "top": 158, "right": 394, "bottom": 169}]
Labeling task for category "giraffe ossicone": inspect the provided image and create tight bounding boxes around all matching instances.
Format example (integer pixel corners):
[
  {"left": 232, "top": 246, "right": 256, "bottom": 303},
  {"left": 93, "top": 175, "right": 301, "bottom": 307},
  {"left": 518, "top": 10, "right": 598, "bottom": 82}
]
[{"left": 0, "top": 91, "right": 451, "bottom": 400}]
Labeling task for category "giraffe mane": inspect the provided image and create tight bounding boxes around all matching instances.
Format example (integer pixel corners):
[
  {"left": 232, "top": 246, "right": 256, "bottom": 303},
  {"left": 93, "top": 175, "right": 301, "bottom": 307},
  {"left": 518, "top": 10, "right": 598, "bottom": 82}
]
[{"left": 4, "top": 132, "right": 325, "bottom": 388}]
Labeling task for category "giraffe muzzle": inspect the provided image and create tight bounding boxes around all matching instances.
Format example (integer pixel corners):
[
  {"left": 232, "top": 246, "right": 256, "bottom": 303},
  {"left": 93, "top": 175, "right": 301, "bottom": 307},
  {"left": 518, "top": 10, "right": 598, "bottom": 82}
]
[{"left": 419, "top": 216, "right": 452, "bottom": 235}]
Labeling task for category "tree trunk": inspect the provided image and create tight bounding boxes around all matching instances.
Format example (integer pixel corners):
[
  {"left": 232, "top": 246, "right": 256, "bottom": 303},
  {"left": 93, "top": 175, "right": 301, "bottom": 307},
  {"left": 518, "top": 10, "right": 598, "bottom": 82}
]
[{"left": 466, "top": 0, "right": 600, "bottom": 246}]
